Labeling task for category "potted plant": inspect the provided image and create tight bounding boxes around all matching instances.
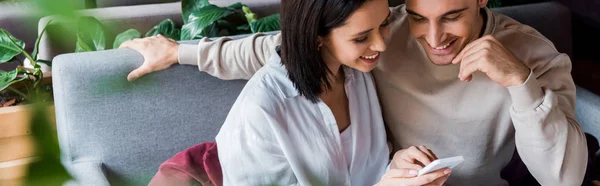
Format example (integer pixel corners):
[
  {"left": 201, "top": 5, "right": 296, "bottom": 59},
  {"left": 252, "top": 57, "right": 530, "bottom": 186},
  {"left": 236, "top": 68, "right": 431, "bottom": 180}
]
[{"left": 0, "top": 19, "right": 59, "bottom": 186}]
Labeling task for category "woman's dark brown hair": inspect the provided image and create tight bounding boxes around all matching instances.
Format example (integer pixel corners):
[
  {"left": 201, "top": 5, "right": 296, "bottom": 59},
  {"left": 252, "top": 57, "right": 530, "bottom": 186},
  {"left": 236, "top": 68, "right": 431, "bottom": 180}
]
[{"left": 280, "top": 0, "right": 368, "bottom": 103}]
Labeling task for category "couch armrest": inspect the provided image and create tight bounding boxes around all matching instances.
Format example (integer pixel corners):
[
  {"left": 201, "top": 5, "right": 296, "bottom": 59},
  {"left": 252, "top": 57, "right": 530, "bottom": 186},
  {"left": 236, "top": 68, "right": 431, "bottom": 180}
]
[
  {"left": 37, "top": 2, "right": 182, "bottom": 61},
  {"left": 576, "top": 85, "right": 600, "bottom": 150}
]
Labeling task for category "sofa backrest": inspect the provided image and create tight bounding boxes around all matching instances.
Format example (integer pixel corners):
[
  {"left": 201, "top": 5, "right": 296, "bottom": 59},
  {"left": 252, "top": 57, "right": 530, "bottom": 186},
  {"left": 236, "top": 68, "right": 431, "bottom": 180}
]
[
  {"left": 493, "top": 2, "right": 573, "bottom": 57},
  {"left": 53, "top": 49, "right": 249, "bottom": 186}
]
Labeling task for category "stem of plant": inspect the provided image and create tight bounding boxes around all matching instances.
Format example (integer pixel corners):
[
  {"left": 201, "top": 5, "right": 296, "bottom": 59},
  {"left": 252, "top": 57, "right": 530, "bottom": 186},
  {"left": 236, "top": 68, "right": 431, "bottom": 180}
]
[
  {"left": 8, "top": 86, "right": 27, "bottom": 100},
  {"left": 3, "top": 30, "right": 44, "bottom": 89}
]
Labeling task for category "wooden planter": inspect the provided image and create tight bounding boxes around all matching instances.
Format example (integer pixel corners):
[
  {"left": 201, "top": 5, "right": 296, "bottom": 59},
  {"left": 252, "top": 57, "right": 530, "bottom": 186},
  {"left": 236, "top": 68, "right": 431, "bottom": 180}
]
[{"left": 0, "top": 72, "right": 55, "bottom": 186}]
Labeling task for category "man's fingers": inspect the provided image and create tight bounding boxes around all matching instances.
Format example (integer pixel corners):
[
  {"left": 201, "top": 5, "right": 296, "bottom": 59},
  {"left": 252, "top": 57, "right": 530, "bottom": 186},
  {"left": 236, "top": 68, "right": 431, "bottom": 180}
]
[
  {"left": 383, "top": 168, "right": 419, "bottom": 179},
  {"left": 452, "top": 36, "right": 491, "bottom": 64},
  {"left": 407, "top": 168, "right": 451, "bottom": 186},
  {"left": 127, "top": 63, "right": 152, "bottom": 81},
  {"left": 458, "top": 50, "right": 486, "bottom": 81}
]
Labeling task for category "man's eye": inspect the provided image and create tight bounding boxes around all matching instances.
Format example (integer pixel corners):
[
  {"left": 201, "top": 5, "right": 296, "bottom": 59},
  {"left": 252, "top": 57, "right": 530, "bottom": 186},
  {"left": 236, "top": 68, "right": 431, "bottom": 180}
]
[{"left": 412, "top": 16, "right": 425, "bottom": 23}]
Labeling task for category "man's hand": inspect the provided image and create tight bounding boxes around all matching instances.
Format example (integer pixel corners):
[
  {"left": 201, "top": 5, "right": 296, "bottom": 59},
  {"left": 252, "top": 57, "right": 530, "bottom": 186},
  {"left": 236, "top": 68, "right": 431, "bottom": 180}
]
[
  {"left": 119, "top": 34, "right": 180, "bottom": 81},
  {"left": 452, "top": 35, "right": 530, "bottom": 87}
]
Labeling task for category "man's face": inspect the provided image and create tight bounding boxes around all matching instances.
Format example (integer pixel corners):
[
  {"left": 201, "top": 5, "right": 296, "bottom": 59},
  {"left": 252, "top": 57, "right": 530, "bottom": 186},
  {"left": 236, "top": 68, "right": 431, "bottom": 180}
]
[{"left": 406, "top": 0, "right": 488, "bottom": 65}]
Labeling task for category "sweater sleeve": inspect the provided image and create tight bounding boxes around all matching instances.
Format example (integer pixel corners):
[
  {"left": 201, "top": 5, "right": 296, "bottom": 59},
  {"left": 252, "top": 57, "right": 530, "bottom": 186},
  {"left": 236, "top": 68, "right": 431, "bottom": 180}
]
[
  {"left": 508, "top": 53, "right": 588, "bottom": 186},
  {"left": 177, "top": 32, "right": 282, "bottom": 80}
]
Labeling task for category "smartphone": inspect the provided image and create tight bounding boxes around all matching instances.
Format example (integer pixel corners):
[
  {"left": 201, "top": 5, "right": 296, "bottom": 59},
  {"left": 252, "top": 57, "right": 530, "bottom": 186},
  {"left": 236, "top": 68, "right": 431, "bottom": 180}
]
[{"left": 417, "top": 156, "right": 464, "bottom": 176}]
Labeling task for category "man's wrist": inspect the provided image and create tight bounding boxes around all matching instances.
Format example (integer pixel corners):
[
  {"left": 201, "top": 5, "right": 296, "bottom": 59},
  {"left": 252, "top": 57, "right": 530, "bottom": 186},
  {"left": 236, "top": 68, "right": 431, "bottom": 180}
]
[
  {"left": 507, "top": 66, "right": 531, "bottom": 87},
  {"left": 170, "top": 43, "right": 180, "bottom": 65},
  {"left": 177, "top": 44, "right": 199, "bottom": 66},
  {"left": 507, "top": 70, "right": 544, "bottom": 111}
]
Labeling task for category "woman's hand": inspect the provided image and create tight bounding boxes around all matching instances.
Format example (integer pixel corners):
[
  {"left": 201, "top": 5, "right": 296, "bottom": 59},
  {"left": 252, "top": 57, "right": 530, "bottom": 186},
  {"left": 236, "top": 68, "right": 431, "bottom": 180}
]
[
  {"left": 119, "top": 34, "right": 180, "bottom": 81},
  {"left": 375, "top": 146, "right": 451, "bottom": 186},
  {"left": 374, "top": 168, "right": 450, "bottom": 186}
]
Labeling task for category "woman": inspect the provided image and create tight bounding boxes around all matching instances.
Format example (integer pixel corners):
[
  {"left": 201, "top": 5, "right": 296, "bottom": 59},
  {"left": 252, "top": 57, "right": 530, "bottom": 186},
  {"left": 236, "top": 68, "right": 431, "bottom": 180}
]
[{"left": 122, "top": 0, "right": 451, "bottom": 185}]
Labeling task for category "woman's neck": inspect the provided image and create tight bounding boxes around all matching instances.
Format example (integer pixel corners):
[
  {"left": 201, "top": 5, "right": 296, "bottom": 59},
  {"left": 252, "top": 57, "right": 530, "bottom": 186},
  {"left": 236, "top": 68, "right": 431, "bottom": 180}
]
[{"left": 322, "top": 50, "right": 345, "bottom": 85}]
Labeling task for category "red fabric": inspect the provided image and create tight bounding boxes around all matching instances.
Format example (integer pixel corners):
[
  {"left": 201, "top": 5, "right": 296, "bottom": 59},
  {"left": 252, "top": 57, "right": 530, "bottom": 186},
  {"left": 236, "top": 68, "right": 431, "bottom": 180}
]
[{"left": 148, "top": 142, "right": 222, "bottom": 186}]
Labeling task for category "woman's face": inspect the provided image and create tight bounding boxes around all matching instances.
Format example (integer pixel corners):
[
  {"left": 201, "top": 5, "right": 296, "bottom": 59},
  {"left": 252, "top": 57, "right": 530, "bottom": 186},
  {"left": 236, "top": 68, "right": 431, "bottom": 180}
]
[{"left": 320, "top": 0, "right": 391, "bottom": 73}]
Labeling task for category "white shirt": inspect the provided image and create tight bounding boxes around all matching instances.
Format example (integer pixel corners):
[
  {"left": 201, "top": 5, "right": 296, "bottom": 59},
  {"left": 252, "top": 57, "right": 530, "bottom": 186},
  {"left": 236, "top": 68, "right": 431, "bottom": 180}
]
[
  {"left": 216, "top": 52, "right": 389, "bottom": 186},
  {"left": 340, "top": 126, "right": 353, "bottom": 169}
]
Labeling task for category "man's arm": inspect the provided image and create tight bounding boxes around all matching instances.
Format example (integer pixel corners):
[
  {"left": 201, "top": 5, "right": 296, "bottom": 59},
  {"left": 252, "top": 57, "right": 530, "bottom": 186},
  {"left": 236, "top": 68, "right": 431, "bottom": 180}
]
[
  {"left": 453, "top": 34, "right": 588, "bottom": 185},
  {"left": 120, "top": 32, "right": 281, "bottom": 81},
  {"left": 508, "top": 53, "right": 587, "bottom": 186},
  {"left": 178, "top": 32, "right": 281, "bottom": 80}
]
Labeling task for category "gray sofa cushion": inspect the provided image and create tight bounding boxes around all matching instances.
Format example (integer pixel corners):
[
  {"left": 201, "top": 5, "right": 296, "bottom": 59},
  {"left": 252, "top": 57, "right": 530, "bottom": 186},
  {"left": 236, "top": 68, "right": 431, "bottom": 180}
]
[
  {"left": 576, "top": 85, "right": 600, "bottom": 148},
  {"left": 52, "top": 49, "right": 247, "bottom": 185}
]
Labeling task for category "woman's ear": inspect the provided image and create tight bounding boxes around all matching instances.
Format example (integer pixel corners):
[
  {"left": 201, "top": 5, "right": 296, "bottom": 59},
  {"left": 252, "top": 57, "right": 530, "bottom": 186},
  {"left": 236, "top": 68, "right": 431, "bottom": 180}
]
[{"left": 317, "top": 36, "right": 324, "bottom": 50}]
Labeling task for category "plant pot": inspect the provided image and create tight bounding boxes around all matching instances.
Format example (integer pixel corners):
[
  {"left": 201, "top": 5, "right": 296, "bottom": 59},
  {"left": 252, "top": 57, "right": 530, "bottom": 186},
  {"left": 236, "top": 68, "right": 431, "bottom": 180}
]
[{"left": 0, "top": 72, "right": 55, "bottom": 186}]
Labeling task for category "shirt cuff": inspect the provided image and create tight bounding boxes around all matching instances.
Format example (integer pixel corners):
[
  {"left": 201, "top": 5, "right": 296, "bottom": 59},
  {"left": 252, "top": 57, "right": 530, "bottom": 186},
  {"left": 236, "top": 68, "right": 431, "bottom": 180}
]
[
  {"left": 507, "top": 70, "right": 545, "bottom": 112},
  {"left": 177, "top": 44, "right": 199, "bottom": 66}
]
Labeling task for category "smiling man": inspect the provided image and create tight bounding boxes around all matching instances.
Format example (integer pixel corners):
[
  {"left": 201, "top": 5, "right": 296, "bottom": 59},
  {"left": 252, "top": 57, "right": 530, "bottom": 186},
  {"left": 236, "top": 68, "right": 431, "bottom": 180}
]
[{"left": 121, "top": 0, "right": 588, "bottom": 185}]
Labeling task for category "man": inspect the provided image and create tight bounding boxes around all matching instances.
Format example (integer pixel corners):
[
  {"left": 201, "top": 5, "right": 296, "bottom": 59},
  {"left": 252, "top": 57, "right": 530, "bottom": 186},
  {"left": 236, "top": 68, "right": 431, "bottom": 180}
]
[{"left": 121, "top": 0, "right": 587, "bottom": 185}]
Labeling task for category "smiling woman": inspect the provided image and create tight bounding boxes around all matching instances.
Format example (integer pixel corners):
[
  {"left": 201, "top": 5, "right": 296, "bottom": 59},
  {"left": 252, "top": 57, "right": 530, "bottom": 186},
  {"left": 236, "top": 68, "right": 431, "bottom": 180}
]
[{"left": 212, "top": 0, "right": 451, "bottom": 185}]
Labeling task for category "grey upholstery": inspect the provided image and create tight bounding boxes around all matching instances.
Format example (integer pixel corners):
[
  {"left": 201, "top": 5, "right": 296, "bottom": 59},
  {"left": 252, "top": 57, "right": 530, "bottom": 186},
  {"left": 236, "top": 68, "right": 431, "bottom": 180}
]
[
  {"left": 53, "top": 48, "right": 247, "bottom": 186},
  {"left": 51, "top": 2, "right": 600, "bottom": 186},
  {"left": 577, "top": 85, "right": 600, "bottom": 150},
  {"left": 494, "top": 2, "right": 573, "bottom": 57}
]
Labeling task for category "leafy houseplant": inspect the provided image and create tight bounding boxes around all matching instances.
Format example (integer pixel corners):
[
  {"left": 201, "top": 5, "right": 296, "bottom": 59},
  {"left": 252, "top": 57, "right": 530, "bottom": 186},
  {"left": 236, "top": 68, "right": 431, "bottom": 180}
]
[
  {"left": 71, "top": 0, "right": 281, "bottom": 55},
  {"left": 0, "top": 21, "right": 54, "bottom": 107}
]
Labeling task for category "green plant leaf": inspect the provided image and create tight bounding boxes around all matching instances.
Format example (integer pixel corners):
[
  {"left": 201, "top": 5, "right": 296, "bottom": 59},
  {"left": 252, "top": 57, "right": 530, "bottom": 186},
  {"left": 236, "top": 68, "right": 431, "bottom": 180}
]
[
  {"left": 0, "top": 29, "right": 25, "bottom": 63},
  {"left": 242, "top": 6, "right": 257, "bottom": 23},
  {"left": 250, "top": 14, "right": 281, "bottom": 33},
  {"left": 180, "top": 5, "right": 237, "bottom": 40},
  {"left": 145, "top": 19, "right": 181, "bottom": 41},
  {"left": 113, "top": 29, "right": 141, "bottom": 49},
  {"left": 75, "top": 17, "right": 106, "bottom": 52},
  {"left": 182, "top": 0, "right": 211, "bottom": 24},
  {"left": 31, "top": 0, "right": 79, "bottom": 21},
  {"left": 0, "top": 69, "right": 28, "bottom": 92},
  {"left": 33, "top": 20, "right": 55, "bottom": 61},
  {"left": 236, "top": 24, "right": 251, "bottom": 33}
]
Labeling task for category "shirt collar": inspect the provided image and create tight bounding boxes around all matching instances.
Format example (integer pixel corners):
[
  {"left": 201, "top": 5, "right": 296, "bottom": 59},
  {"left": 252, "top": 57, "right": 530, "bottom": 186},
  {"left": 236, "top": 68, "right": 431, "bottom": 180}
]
[{"left": 482, "top": 7, "right": 496, "bottom": 36}]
